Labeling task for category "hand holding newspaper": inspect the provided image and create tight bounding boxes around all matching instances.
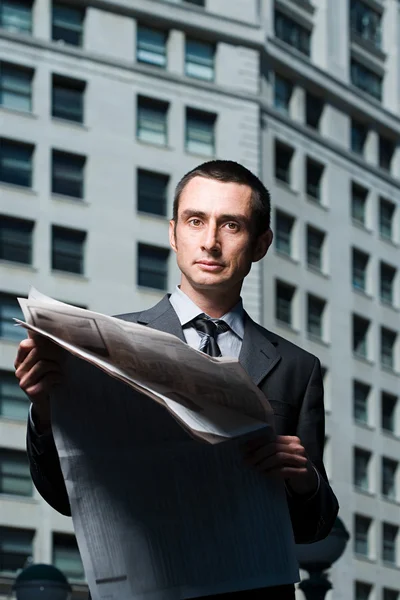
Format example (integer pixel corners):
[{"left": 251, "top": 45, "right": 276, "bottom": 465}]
[{"left": 16, "top": 288, "right": 274, "bottom": 443}]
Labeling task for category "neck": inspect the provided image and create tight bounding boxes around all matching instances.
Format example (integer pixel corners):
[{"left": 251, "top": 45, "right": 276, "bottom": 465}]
[{"left": 179, "top": 281, "right": 242, "bottom": 318}]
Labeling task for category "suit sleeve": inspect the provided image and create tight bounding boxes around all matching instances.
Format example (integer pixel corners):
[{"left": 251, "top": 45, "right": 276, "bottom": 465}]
[
  {"left": 286, "top": 357, "right": 339, "bottom": 544},
  {"left": 26, "top": 415, "right": 71, "bottom": 516}
]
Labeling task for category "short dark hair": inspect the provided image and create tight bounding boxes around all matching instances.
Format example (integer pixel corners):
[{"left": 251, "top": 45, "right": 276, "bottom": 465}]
[{"left": 173, "top": 160, "right": 271, "bottom": 238}]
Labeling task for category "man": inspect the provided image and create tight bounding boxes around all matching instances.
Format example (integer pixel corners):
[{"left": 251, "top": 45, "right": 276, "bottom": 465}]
[{"left": 15, "top": 160, "right": 338, "bottom": 600}]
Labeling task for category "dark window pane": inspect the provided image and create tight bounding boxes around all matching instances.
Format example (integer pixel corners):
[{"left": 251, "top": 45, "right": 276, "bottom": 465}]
[
  {"left": 275, "top": 10, "right": 311, "bottom": 56},
  {"left": 0, "top": 62, "right": 33, "bottom": 112},
  {"left": 352, "top": 248, "right": 369, "bottom": 291},
  {"left": 0, "top": 370, "right": 28, "bottom": 420},
  {"left": 137, "top": 26, "right": 167, "bottom": 68},
  {"left": 350, "top": 0, "right": 382, "bottom": 48},
  {"left": 137, "top": 170, "right": 168, "bottom": 216},
  {"left": 383, "top": 523, "right": 398, "bottom": 564},
  {"left": 185, "top": 38, "right": 214, "bottom": 81},
  {"left": 307, "top": 295, "right": 325, "bottom": 339},
  {"left": 379, "top": 198, "right": 395, "bottom": 240},
  {"left": 52, "top": 75, "right": 84, "bottom": 123},
  {"left": 0, "top": 527, "right": 33, "bottom": 574},
  {"left": 186, "top": 108, "right": 215, "bottom": 156},
  {"left": 381, "top": 392, "right": 397, "bottom": 433},
  {"left": 351, "top": 183, "right": 367, "bottom": 225},
  {"left": 138, "top": 244, "right": 169, "bottom": 290},
  {"left": 380, "top": 262, "right": 396, "bottom": 304},
  {"left": 274, "top": 74, "right": 292, "bottom": 114},
  {"left": 0, "top": 293, "right": 25, "bottom": 341},
  {"left": 351, "top": 59, "right": 382, "bottom": 101},
  {"left": 0, "top": 449, "right": 32, "bottom": 496},
  {"left": 52, "top": 533, "right": 85, "bottom": 580},
  {"left": 0, "top": 139, "right": 33, "bottom": 187},
  {"left": 137, "top": 97, "right": 168, "bottom": 146},
  {"left": 52, "top": 226, "right": 86, "bottom": 274},
  {"left": 351, "top": 119, "right": 367, "bottom": 155},
  {"left": 275, "top": 211, "right": 294, "bottom": 256},
  {"left": 52, "top": 3, "right": 84, "bottom": 46},
  {"left": 275, "top": 142, "right": 293, "bottom": 184},
  {"left": 355, "top": 581, "right": 372, "bottom": 600},
  {"left": 354, "top": 515, "right": 371, "bottom": 556},
  {"left": 52, "top": 150, "right": 85, "bottom": 198},
  {"left": 382, "top": 457, "right": 397, "bottom": 500},
  {"left": 379, "top": 136, "right": 395, "bottom": 172},
  {"left": 353, "top": 381, "right": 369, "bottom": 424},
  {"left": 381, "top": 328, "right": 396, "bottom": 370},
  {"left": 275, "top": 281, "right": 294, "bottom": 326},
  {"left": 0, "top": 215, "right": 33, "bottom": 264},
  {"left": 306, "top": 159, "right": 323, "bottom": 201},
  {"left": 307, "top": 226, "right": 324, "bottom": 270},
  {"left": 353, "top": 315, "right": 369, "bottom": 358},
  {"left": 0, "top": 0, "right": 32, "bottom": 34},
  {"left": 354, "top": 447, "right": 370, "bottom": 490}
]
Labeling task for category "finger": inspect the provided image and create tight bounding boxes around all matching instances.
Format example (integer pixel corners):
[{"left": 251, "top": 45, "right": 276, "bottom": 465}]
[
  {"left": 245, "top": 442, "right": 306, "bottom": 464},
  {"left": 245, "top": 451, "right": 307, "bottom": 471},
  {"left": 19, "top": 361, "right": 63, "bottom": 390},
  {"left": 259, "top": 466, "right": 309, "bottom": 478},
  {"left": 14, "top": 338, "right": 38, "bottom": 369},
  {"left": 15, "top": 345, "right": 63, "bottom": 378},
  {"left": 24, "top": 373, "right": 63, "bottom": 400}
]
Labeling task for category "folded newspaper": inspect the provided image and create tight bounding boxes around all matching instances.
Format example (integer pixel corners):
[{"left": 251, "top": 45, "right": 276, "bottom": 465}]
[
  {"left": 16, "top": 289, "right": 300, "bottom": 600},
  {"left": 16, "top": 288, "right": 274, "bottom": 443}
]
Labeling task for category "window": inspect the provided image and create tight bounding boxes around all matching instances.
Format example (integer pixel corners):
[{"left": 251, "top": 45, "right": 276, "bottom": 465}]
[
  {"left": 350, "top": 0, "right": 381, "bottom": 48},
  {"left": 0, "top": 293, "right": 24, "bottom": 341},
  {"left": 137, "top": 244, "right": 169, "bottom": 290},
  {"left": 185, "top": 38, "right": 214, "bottom": 81},
  {"left": 52, "top": 2, "right": 85, "bottom": 46},
  {"left": 0, "top": 527, "right": 33, "bottom": 573},
  {"left": 275, "top": 281, "right": 295, "bottom": 326},
  {"left": 0, "top": 0, "right": 32, "bottom": 34},
  {"left": 274, "top": 74, "right": 292, "bottom": 115},
  {"left": 354, "top": 447, "right": 371, "bottom": 491},
  {"left": 0, "top": 448, "right": 32, "bottom": 496},
  {"left": 352, "top": 248, "right": 369, "bottom": 292},
  {"left": 183, "top": 0, "right": 205, "bottom": 5},
  {"left": 0, "top": 62, "right": 32, "bottom": 112},
  {"left": 307, "top": 294, "right": 325, "bottom": 340},
  {"left": 381, "top": 327, "right": 396, "bottom": 371},
  {"left": 305, "top": 92, "right": 323, "bottom": 129},
  {"left": 0, "top": 138, "right": 33, "bottom": 187},
  {"left": 0, "top": 215, "right": 33, "bottom": 264},
  {"left": 275, "top": 10, "right": 311, "bottom": 56},
  {"left": 380, "top": 262, "right": 396, "bottom": 305},
  {"left": 351, "top": 59, "right": 382, "bottom": 101},
  {"left": 379, "top": 136, "right": 395, "bottom": 172},
  {"left": 275, "top": 211, "right": 294, "bottom": 257},
  {"left": 355, "top": 582, "right": 372, "bottom": 600},
  {"left": 379, "top": 198, "right": 395, "bottom": 241},
  {"left": 52, "top": 226, "right": 86, "bottom": 274},
  {"left": 52, "top": 150, "right": 85, "bottom": 198},
  {"left": 137, "top": 25, "right": 167, "bottom": 68},
  {"left": 137, "top": 96, "right": 168, "bottom": 146},
  {"left": 382, "top": 392, "right": 397, "bottom": 433},
  {"left": 185, "top": 108, "right": 215, "bottom": 156},
  {"left": 351, "top": 119, "right": 367, "bottom": 155},
  {"left": 383, "top": 589, "right": 399, "bottom": 600},
  {"left": 353, "top": 381, "right": 370, "bottom": 424},
  {"left": 354, "top": 515, "right": 371, "bottom": 556},
  {"left": 383, "top": 523, "right": 398, "bottom": 564},
  {"left": 307, "top": 226, "right": 324, "bottom": 271},
  {"left": 137, "top": 170, "right": 168, "bottom": 216},
  {"left": 306, "top": 158, "right": 323, "bottom": 202},
  {"left": 0, "top": 370, "right": 28, "bottom": 420},
  {"left": 353, "top": 315, "right": 370, "bottom": 359},
  {"left": 382, "top": 457, "right": 397, "bottom": 500},
  {"left": 52, "top": 74, "right": 85, "bottom": 123},
  {"left": 52, "top": 533, "right": 85, "bottom": 580},
  {"left": 351, "top": 183, "right": 368, "bottom": 226},
  {"left": 275, "top": 141, "right": 293, "bottom": 185}
]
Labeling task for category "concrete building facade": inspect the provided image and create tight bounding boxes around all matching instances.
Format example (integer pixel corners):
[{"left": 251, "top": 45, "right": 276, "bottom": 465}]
[{"left": 0, "top": 0, "right": 399, "bottom": 598}]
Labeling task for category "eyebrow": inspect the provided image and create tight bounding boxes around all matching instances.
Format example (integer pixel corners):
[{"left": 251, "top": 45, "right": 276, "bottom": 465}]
[{"left": 180, "top": 209, "right": 250, "bottom": 226}]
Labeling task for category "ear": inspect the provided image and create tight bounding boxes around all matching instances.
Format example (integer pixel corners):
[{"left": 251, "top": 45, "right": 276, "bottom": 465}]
[
  {"left": 169, "top": 220, "right": 177, "bottom": 253},
  {"left": 252, "top": 229, "right": 273, "bottom": 263}
]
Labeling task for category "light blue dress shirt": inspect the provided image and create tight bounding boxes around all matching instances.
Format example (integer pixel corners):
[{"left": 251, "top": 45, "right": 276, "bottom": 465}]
[{"left": 169, "top": 286, "right": 244, "bottom": 358}]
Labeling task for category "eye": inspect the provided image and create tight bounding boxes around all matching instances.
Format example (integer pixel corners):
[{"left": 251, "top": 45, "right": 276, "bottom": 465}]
[
  {"left": 225, "top": 222, "right": 239, "bottom": 231},
  {"left": 188, "top": 218, "right": 202, "bottom": 227}
]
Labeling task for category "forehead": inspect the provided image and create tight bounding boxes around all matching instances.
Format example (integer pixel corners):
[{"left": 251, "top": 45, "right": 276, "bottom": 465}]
[{"left": 178, "top": 176, "right": 253, "bottom": 216}]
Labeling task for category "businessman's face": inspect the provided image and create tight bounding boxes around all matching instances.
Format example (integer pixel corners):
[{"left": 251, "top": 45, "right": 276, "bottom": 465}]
[{"left": 169, "top": 177, "right": 271, "bottom": 299}]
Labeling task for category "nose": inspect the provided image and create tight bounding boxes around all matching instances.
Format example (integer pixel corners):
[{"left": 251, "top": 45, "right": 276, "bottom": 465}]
[{"left": 201, "top": 222, "right": 220, "bottom": 253}]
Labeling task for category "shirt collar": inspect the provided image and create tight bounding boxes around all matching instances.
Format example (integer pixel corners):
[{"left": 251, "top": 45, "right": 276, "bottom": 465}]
[{"left": 169, "top": 286, "right": 244, "bottom": 340}]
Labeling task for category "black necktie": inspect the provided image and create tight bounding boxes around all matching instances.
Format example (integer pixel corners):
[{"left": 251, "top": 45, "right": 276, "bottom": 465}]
[{"left": 192, "top": 314, "right": 230, "bottom": 357}]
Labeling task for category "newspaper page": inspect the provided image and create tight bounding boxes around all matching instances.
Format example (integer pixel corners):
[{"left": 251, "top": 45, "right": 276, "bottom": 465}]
[
  {"left": 17, "top": 290, "right": 300, "bottom": 598},
  {"left": 17, "top": 289, "right": 275, "bottom": 443}
]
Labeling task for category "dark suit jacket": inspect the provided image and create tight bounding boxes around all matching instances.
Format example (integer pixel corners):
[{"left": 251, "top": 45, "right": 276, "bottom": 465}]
[{"left": 27, "top": 295, "right": 338, "bottom": 545}]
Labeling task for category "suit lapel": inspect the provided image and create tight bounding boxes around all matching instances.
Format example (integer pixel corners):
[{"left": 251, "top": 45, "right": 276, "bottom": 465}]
[
  {"left": 239, "top": 313, "right": 281, "bottom": 386},
  {"left": 136, "top": 295, "right": 186, "bottom": 341}
]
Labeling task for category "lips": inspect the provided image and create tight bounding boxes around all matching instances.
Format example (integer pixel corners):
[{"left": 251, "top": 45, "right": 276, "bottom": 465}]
[{"left": 196, "top": 261, "right": 224, "bottom": 267}]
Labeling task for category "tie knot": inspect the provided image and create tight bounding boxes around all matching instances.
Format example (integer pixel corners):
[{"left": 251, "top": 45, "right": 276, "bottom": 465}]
[{"left": 192, "top": 314, "right": 229, "bottom": 339}]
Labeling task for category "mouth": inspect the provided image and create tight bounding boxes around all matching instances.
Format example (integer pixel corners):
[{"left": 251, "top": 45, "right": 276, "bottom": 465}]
[{"left": 195, "top": 261, "right": 225, "bottom": 271}]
